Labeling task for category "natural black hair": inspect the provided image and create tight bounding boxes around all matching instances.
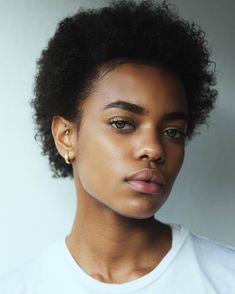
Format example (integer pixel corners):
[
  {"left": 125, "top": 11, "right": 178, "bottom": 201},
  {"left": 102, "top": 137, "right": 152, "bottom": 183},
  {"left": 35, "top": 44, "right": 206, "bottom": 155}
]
[{"left": 30, "top": 0, "right": 218, "bottom": 178}]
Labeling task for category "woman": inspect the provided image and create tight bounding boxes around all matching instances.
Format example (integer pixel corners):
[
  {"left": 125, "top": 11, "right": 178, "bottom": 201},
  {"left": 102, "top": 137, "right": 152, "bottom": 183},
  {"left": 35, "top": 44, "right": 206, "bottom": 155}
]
[{"left": 1, "top": 0, "right": 234, "bottom": 293}]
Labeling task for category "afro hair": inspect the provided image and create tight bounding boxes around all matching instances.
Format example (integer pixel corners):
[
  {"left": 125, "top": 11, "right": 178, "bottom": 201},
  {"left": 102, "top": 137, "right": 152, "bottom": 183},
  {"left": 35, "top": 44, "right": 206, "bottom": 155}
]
[{"left": 30, "top": 0, "right": 218, "bottom": 178}]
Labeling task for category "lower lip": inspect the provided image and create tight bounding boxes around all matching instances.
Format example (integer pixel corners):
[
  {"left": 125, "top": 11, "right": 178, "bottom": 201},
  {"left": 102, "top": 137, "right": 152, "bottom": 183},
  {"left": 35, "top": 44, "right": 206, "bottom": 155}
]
[{"left": 126, "top": 180, "right": 164, "bottom": 195}]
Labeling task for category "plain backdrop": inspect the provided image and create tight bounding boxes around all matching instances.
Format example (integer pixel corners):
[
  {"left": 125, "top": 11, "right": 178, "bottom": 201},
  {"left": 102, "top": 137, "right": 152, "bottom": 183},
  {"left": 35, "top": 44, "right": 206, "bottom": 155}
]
[{"left": 0, "top": 0, "right": 234, "bottom": 276}]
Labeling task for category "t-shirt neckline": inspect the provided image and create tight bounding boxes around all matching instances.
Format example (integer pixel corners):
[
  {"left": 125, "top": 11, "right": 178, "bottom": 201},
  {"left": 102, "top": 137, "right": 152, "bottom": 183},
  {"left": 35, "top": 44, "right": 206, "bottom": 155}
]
[{"left": 60, "top": 222, "right": 189, "bottom": 293}]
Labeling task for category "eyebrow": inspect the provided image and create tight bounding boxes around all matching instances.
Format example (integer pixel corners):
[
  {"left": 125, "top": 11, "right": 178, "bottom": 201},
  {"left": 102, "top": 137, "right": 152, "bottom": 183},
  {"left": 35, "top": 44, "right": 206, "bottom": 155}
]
[
  {"left": 103, "top": 100, "right": 148, "bottom": 115},
  {"left": 103, "top": 100, "right": 188, "bottom": 122}
]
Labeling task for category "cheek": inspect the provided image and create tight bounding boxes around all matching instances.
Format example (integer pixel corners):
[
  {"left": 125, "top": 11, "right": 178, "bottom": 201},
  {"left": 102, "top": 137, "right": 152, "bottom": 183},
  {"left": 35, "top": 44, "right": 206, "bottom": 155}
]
[
  {"left": 75, "top": 125, "right": 126, "bottom": 195},
  {"left": 166, "top": 145, "right": 185, "bottom": 179},
  {"left": 174, "top": 146, "right": 185, "bottom": 167}
]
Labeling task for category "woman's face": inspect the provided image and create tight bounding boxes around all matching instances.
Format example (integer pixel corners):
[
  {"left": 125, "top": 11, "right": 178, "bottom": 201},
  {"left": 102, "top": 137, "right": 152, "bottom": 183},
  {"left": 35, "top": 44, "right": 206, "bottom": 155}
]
[{"left": 72, "top": 63, "right": 188, "bottom": 219}]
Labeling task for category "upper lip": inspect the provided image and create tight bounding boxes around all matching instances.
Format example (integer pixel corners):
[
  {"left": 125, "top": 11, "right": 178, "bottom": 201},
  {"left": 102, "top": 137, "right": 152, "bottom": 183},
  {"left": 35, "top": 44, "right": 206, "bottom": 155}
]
[{"left": 125, "top": 168, "right": 166, "bottom": 186}]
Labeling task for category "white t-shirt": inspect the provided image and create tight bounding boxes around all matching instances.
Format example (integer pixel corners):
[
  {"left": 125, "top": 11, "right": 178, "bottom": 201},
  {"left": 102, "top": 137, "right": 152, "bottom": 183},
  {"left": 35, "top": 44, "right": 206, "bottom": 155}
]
[{"left": 0, "top": 223, "right": 235, "bottom": 294}]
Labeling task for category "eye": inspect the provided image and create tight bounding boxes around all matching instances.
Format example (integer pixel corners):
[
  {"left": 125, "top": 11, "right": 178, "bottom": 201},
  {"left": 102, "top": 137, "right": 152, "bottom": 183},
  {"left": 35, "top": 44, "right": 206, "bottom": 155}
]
[
  {"left": 163, "top": 128, "right": 186, "bottom": 140},
  {"left": 109, "top": 118, "right": 134, "bottom": 131}
]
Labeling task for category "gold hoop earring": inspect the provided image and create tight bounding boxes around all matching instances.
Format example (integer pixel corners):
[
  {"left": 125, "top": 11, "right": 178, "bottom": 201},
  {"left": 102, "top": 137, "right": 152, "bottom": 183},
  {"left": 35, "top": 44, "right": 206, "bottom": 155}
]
[{"left": 64, "top": 152, "right": 71, "bottom": 164}]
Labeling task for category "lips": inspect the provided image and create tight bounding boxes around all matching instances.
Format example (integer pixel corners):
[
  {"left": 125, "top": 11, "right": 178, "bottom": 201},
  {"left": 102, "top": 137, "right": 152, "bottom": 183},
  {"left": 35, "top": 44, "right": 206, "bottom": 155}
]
[
  {"left": 125, "top": 168, "right": 166, "bottom": 195},
  {"left": 125, "top": 168, "right": 165, "bottom": 186}
]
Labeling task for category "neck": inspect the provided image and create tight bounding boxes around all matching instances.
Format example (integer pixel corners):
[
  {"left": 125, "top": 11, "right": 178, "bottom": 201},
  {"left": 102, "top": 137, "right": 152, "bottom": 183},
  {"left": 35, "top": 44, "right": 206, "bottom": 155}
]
[{"left": 66, "top": 194, "right": 172, "bottom": 282}]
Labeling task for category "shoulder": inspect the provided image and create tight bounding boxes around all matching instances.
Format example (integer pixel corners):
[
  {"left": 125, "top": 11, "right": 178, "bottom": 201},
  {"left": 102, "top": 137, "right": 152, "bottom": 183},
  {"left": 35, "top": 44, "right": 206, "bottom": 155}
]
[
  {"left": 0, "top": 259, "right": 39, "bottom": 294},
  {"left": 191, "top": 231, "right": 235, "bottom": 269},
  {"left": 189, "top": 229, "right": 235, "bottom": 290},
  {"left": 0, "top": 239, "right": 63, "bottom": 294}
]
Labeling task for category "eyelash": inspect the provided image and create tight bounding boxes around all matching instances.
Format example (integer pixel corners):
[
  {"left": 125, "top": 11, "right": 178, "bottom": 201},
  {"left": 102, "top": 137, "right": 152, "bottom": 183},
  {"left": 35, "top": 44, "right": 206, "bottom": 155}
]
[{"left": 109, "top": 118, "right": 186, "bottom": 140}]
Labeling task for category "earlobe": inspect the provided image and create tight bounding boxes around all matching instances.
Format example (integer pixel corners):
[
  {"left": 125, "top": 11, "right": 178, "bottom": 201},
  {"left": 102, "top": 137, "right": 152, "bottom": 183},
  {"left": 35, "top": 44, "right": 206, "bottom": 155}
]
[
  {"left": 51, "top": 115, "right": 76, "bottom": 162},
  {"left": 64, "top": 151, "right": 72, "bottom": 164}
]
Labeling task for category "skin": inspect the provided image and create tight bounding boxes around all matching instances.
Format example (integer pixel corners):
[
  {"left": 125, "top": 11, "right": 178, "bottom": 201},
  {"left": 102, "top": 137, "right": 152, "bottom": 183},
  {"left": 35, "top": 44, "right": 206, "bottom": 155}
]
[{"left": 51, "top": 63, "right": 188, "bottom": 284}]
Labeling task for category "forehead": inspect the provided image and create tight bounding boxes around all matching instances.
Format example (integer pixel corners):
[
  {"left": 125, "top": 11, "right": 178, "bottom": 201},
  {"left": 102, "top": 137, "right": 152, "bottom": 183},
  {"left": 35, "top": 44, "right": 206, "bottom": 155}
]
[{"left": 83, "top": 63, "right": 188, "bottom": 117}]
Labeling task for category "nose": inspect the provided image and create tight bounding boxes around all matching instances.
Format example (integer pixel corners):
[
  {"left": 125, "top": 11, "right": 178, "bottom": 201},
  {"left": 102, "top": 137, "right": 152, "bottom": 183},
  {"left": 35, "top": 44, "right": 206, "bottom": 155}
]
[{"left": 134, "top": 131, "right": 165, "bottom": 164}]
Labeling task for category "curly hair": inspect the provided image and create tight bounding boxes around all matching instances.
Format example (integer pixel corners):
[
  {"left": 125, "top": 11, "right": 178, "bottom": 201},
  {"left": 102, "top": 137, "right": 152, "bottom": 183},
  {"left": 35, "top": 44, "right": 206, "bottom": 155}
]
[{"left": 30, "top": 0, "right": 218, "bottom": 178}]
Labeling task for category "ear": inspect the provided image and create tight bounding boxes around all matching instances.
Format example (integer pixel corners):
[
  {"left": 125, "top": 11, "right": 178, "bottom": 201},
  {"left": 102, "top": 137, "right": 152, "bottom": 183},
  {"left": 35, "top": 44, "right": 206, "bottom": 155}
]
[{"left": 51, "top": 115, "right": 77, "bottom": 163}]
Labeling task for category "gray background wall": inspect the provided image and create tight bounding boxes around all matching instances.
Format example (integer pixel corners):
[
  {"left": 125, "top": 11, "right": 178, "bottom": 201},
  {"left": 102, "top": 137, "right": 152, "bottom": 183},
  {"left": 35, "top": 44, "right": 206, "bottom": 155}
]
[{"left": 0, "top": 0, "right": 234, "bottom": 276}]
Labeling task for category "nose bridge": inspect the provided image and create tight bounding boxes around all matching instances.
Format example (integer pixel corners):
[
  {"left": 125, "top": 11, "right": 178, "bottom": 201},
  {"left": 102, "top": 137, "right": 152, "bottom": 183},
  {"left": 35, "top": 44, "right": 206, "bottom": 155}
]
[{"left": 134, "top": 126, "right": 165, "bottom": 161}]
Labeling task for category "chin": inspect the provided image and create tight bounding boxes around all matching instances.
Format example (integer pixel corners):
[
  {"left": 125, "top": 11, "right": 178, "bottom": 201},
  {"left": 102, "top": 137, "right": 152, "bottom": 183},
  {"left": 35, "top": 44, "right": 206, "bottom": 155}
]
[
  {"left": 113, "top": 202, "right": 165, "bottom": 220},
  {"left": 119, "top": 211, "right": 157, "bottom": 220}
]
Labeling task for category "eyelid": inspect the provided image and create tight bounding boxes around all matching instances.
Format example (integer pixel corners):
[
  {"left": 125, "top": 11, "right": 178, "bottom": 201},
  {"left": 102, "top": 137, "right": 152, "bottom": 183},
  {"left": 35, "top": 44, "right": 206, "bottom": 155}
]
[
  {"left": 109, "top": 117, "right": 135, "bottom": 125},
  {"left": 109, "top": 116, "right": 133, "bottom": 120},
  {"left": 108, "top": 117, "right": 187, "bottom": 134},
  {"left": 163, "top": 127, "right": 186, "bottom": 140},
  {"left": 108, "top": 117, "right": 135, "bottom": 131},
  {"left": 163, "top": 126, "right": 186, "bottom": 133}
]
